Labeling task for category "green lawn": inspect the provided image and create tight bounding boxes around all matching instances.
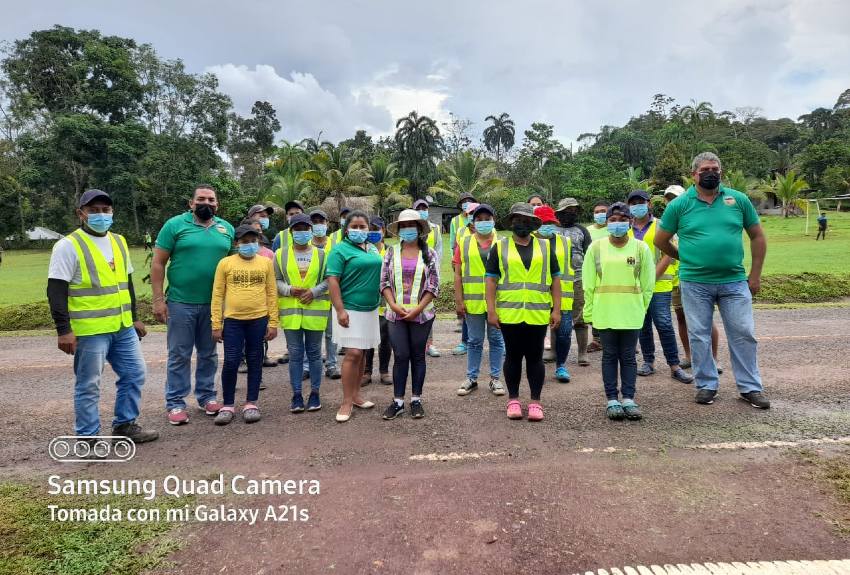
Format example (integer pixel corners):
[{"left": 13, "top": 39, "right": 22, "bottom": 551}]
[{"left": 1, "top": 213, "right": 848, "bottom": 307}]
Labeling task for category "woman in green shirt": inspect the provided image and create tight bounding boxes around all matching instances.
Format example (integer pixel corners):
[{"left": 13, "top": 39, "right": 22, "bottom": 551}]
[
  {"left": 582, "top": 202, "right": 655, "bottom": 422},
  {"left": 326, "top": 210, "right": 382, "bottom": 422}
]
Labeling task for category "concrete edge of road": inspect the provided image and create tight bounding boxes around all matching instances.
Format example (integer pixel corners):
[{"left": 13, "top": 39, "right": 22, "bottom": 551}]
[{"left": 574, "top": 558, "right": 850, "bottom": 574}]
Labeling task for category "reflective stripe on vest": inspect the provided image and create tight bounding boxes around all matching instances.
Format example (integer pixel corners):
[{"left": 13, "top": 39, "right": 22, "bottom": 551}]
[
  {"left": 591, "top": 239, "right": 643, "bottom": 295},
  {"left": 629, "top": 219, "right": 675, "bottom": 292},
  {"left": 275, "top": 245, "right": 330, "bottom": 331},
  {"left": 460, "top": 234, "right": 490, "bottom": 315},
  {"left": 495, "top": 237, "right": 552, "bottom": 325},
  {"left": 552, "top": 234, "right": 575, "bottom": 311},
  {"left": 67, "top": 229, "right": 133, "bottom": 336},
  {"left": 392, "top": 246, "right": 434, "bottom": 313}
]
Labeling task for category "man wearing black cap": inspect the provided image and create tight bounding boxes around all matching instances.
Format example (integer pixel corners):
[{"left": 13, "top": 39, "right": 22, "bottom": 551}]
[
  {"left": 47, "top": 189, "right": 159, "bottom": 444},
  {"left": 271, "top": 200, "right": 305, "bottom": 252},
  {"left": 247, "top": 204, "right": 275, "bottom": 233}
]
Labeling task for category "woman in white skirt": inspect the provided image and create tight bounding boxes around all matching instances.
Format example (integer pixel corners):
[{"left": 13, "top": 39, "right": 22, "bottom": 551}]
[{"left": 325, "top": 210, "right": 383, "bottom": 422}]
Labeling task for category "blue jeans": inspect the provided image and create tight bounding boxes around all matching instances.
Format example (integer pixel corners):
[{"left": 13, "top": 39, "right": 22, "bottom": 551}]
[
  {"left": 639, "top": 292, "right": 680, "bottom": 367},
  {"left": 221, "top": 317, "right": 267, "bottom": 405},
  {"left": 555, "top": 310, "right": 574, "bottom": 368},
  {"left": 286, "top": 328, "right": 324, "bottom": 395},
  {"left": 74, "top": 326, "right": 146, "bottom": 435},
  {"left": 465, "top": 312, "right": 505, "bottom": 381},
  {"left": 599, "top": 329, "right": 640, "bottom": 401},
  {"left": 165, "top": 302, "right": 218, "bottom": 410},
  {"left": 680, "top": 280, "right": 762, "bottom": 393}
]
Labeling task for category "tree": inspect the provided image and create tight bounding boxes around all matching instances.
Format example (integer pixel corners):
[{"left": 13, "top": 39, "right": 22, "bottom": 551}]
[
  {"left": 427, "top": 151, "right": 504, "bottom": 204},
  {"left": 650, "top": 143, "right": 687, "bottom": 188},
  {"left": 394, "top": 111, "right": 442, "bottom": 196},
  {"left": 770, "top": 170, "right": 809, "bottom": 217},
  {"left": 799, "top": 139, "right": 850, "bottom": 185},
  {"left": 227, "top": 100, "right": 280, "bottom": 198},
  {"left": 368, "top": 156, "right": 411, "bottom": 218},
  {"left": 482, "top": 112, "right": 515, "bottom": 164},
  {"left": 301, "top": 154, "right": 370, "bottom": 213},
  {"left": 724, "top": 169, "right": 764, "bottom": 204},
  {"left": 626, "top": 166, "right": 653, "bottom": 192},
  {"left": 441, "top": 113, "right": 475, "bottom": 157}
]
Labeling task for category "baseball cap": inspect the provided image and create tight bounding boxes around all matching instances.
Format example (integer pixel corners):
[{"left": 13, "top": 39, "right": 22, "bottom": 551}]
[
  {"left": 627, "top": 189, "right": 650, "bottom": 203},
  {"left": 235, "top": 224, "right": 260, "bottom": 240},
  {"left": 664, "top": 185, "right": 685, "bottom": 200},
  {"left": 472, "top": 204, "right": 495, "bottom": 217},
  {"left": 464, "top": 202, "right": 480, "bottom": 216},
  {"left": 607, "top": 201, "right": 631, "bottom": 219},
  {"left": 457, "top": 192, "right": 476, "bottom": 207},
  {"left": 555, "top": 197, "right": 579, "bottom": 212},
  {"left": 247, "top": 204, "right": 274, "bottom": 217},
  {"left": 533, "top": 205, "right": 558, "bottom": 224},
  {"left": 412, "top": 199, "right": 429, "bottom": 210},
  {"left": 284, "top": 200, "right": 304, "bottom": 212},
  {"left": 339, "top": 206, "right": 352, "bottom": 216},
  {"left": 370, "top": 216, "right": 385, "bottom": 228},
  {"left": 508, "top": 202, "right": 540, "bottom": 222},
  {"left": 78, "top": 189, "right": 112, "bottom": 208},
  {"left": 288, "top": 213, "right": 312, "bottom": 228},
  {"left": 309, "top": 208, "right": 328, "bottom": 221}
]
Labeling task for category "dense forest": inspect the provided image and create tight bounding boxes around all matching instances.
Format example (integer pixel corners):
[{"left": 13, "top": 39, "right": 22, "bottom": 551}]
[{"left": 2, "top": 26, "right": 850, "bottom": 242}]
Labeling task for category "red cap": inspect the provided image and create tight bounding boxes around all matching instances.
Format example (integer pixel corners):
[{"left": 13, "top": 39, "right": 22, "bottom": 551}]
[{"left": 534, "top": 205, "right": 558, "bottom": 224}]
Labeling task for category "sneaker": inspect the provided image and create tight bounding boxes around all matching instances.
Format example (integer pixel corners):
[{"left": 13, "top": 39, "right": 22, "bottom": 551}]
[
  {"left": 167, "top": 408, "right": 189, "bottom": 426},
  {"left": 325, "top": 366, "right": 341, "bottom": 380},
  {"left": 262, "top": 356, "right": 278, "bottom": 367},
  {"left": 290, "top": 394, "right": 305, "bottom": 413},
  {"left": 527, "top": 402, "right": 544, "bottom": 422},
  {"left": 740, "top": 391, "right": 771, "bottom": 409},
  {"left": 242, "top": 406, "right": 261, "bottom": 423},
  {"left": 542, "top": 348, "right": 556, "bottom": 363},
  {"left": 379, "top": 373, "right": 392, "bottom": 385},
  {"left": 112, "top": 422, "right": 159, "bottom": 443},
  {"left": 238, "top": 361, "right": 248, "bottom": 374},
  {"left": 637, "top": 363, "right": 656, "bottom": 376},
  {"left": 382, "top": 401, "right": 404, "bottom": 420},
  {"left": 457, "top": 378, "right": 478, "bottom": 396},
  {"left": 214, "top": 409, "right": 234, "bottom": 426},
  {"left": 555, "top": 366, "right": 571, "bottom": 383},
  {"left": 360, "top": 374, "right": 372, "bottom": 387},
  {"left": 427, "top": 345, "right": 441, "bottom": 358},
  {"left": 307, "top": 391, "right": 322, "bottom": 411},
  {"left": 622, "top": 401, "right": 643, "bottom": 421},
  {"left": 695, "top": 388, "right": 718, "bottom": 405},
  {"left": 586, "top": 340, "right": 603, "bottom": 353},
  {"left": 410, "top": 400, "right": 425, "bottom": 419},
  {"left": 202, "top": 400, "right": 222, "bottom": 415},
  {"left": 277, "top": 354, "right": 289, "bottom": 364},
  {"left": 506, "top": 400, "right": 523, "bottom": 420},
  {"left": 488, "top": 377, "right": 506, "bottom": 396},
  {"left": 671, "top": 367, "right": 694, "bottom": 384},
  {"left": 606, "top": 401, "right": 625, "bottom": 421},
  {"left": 452, "top": 343, "right": 468, "bottom": 355}
]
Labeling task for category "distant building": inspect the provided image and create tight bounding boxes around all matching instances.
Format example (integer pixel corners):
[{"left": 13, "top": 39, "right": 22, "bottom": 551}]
[
  {"left": 5, "top": 227, "right": 64, "bottom": 242},
  {"left": 388, "top": 204, "right": 461, "bottom": 233}
]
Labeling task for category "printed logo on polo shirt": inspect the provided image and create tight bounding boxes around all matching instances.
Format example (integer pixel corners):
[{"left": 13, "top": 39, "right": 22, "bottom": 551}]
[
  {"left": 216, "top": 225, "right": 228, "bottom": 234},
  {"left": 723, "top": 197, "right": 736, "bottom": 206}
]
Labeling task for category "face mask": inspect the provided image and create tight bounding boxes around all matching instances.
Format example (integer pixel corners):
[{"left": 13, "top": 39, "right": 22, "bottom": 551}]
[
  {"left": 607, "top": 222, "right": 630, "bottom": 238},
  {"left": 340, "top": 217, "right": 346, "bottom": 227},
  {"left": 512, "top": 223, "right": 534, "bottom": 238},
  {"left": 630, "top": 204, "right": 649, "bottom": 219},
  {"left": 593, "top": 213, "right": 607, "bottom": 226},
  {"left": 418, "top": 210, "right": 429, "bottom": 221},
  {"left": 292, "top": 230, "right": 312, "bottom": 246},
  {"left": 698, "top": 171, "right": 720, "bottom": 190},
  {"left": 474, "top": 220, "right": 495, "bottom": 235},
  {"left": 398, "top": 228, "right": 419, "bottom": 243},
  {"left": 194, "top": 204, "right": 215, "bottom": 221},
  {"left": 86, "top": 213, "right": 113, "bottom": 234},
  {"left": 538, "top": 224, "right": 556, "bottom": 237},
  {"left": 367, "top": 231, "right": 383, "bottom": 244},
  {"left": 238, "top": 242, "right": 259, "bottom": 257},
  {"left": 258, "top": 217, "right": 269, "bottom": 230},
  {"left": 312, "top": 223, "right": 328, "bottom": 237},
  {"left": 560, "top": 212, "right": 577, "bottom": 227},
  {"left": 347, "top": 229, "right": 367, "bottom": 244},
  {"left": 461, "top": 202, "right": 469, "bottom": 212}
]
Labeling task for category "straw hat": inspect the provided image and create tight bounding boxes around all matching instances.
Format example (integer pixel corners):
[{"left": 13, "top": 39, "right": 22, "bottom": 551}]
[{"left": 388, "top": 209, "right": 429, "bottom": 236}]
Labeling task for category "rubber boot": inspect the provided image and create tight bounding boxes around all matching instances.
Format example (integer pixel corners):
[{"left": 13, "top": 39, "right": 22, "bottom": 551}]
[{"left": 576, "top": 325, "right": 589, "bottom": 366}]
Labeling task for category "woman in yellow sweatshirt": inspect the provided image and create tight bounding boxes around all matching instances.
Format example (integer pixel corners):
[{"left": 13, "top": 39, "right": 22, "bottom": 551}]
[{"left": 211, "top": 224, "right": 278, "bottom": 425}]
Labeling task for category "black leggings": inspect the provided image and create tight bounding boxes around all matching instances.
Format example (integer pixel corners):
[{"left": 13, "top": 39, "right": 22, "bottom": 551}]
[
  {"left": 500, "top": 322, "right": 547, "bottom": 400},
  {"left": 387, "top": 318, "right": 434, "bottom": 398}
]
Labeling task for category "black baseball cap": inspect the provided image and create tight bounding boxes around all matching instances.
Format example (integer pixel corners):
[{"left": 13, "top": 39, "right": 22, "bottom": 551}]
[
  {"left": 607, "top": 202, "right": 631, "bottom": 219},
  {"left": 235, "top": 224, "right": 260, "bottom": 240},
  {"left": 370, "top": 216, "right": 385, "bottom": 228},
  {"left": 309, "top": 208, "right": 328, "bottom": 221},
  {"left": 284, "top": 200, "right": 304, "bottom": 212},
  {"left": 472, "top": 204, "right": 495, "bottom": 217},
  {"left": 340, "top": 206, "right": 352, "bottom": 216},
  {"left": 627, "top": 189, "right": 650, "bottom": 203},
  {"left": 288, "top": 213, "right": 312, "bottom": 228},
  {"left": 457, "top": 192, "right": 476, "bottom": 207},
  {"left": 78, "top": 189, "right": 112, "bottom": 208}
]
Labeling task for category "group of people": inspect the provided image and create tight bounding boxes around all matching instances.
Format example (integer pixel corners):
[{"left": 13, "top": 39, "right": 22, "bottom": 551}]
[{"left": 47, "top": 151, "right": 770, "bottom": 446}]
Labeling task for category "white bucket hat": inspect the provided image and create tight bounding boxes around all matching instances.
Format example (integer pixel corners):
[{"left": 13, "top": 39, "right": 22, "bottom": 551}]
[{"left": 388, "top": 208, "right": 430, "bottom": 236}]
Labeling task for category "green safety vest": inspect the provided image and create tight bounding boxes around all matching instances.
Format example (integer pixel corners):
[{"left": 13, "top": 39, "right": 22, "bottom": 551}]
[
  {"left": 66, "top": 229, "right": 133, "bottom": 336},
  {"left": 391, "top": 246, "right": 434, "bottom": 313},
  {"left": 629, "top": 219, "right": 676, "bottom": 293},
  {"left": 495, "top": 236, "right": 553, "bottom": 325},
  {"left": 275, "top": 245, "right": 331, "bottom": 331},
  {"left": 460, "top": 234, "right": 492, "bottom": 315},
  {"left": 551, "top": 234, "right": 575, "bottom": 312}
]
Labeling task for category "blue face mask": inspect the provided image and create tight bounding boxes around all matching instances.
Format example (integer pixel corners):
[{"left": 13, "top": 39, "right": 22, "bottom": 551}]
[
  {"left": 86, "top": 213, "right": 113, "bottom": 234},
  {"left": 258, "top": 217, "right": 270, "bottom": 230},
  {"left": 312, "top": 223, "right": 327, "bottom": 237},
  {"left": 630, "top": 204, "right": 649, "bottom": 218},
  {"left": 461, "top": 202, "right": 469, "bottom": 212},
  {"left": 347, "top": 229, "right": 368, "bottom": 244},
  {"left": 593, "top": 213, "right": 608, "bottom": 226},
  {"left": 538, "top": 224, "right": 556, "bottom": 237},
  {"left": 474, "top": 220, "right": 495, "bottom": 235},
  {"left": 340, "top": 217, "right": 346, "bottom": 227},
  {"left": 398, "top": 228, "right": 419, "bottom": 243},
  {"left": 238, "top": 242, "right": 259, "bottom": 257},
  {"left": 367, "top": 231, "right": 383, "bottom": 244},
  {"left": 607, "top": 222, "right": 630, "bottom": 238},
  {"left": 418, "top": 210, "right": 429, "bottom": 221},
  {"left": 292, "top": 230, "right": 312, "bottom": 246}
]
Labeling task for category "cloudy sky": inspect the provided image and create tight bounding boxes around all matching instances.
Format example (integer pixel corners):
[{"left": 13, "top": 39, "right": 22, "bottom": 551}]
[{"left": 6, "top": 1, "right": 850, "bottom": 146}]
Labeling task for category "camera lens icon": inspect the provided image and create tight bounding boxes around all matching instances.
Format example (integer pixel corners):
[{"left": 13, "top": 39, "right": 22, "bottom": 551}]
[{"left": 48, "top": 436, "right": 136, "bottom": 462}]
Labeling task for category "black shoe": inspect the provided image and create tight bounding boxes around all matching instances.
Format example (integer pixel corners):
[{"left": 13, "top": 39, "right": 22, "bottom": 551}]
[
  {"left": 262, "top": 356, "right": 278, "bottom": 367},
  {"left": 112, "top": 422, "right": 159, "bottom": 444},
  {"left": 410, "top": 400, "right": 425, "bottom": 419},
  {"left": 740, "top": 391, "right": 771, "bottom": 409},
  {"left": 695, "top": 388, "right": 718, "bottom": 405},
  {"left": 382, "top": 401, "right": 404, "bottom": 420}
]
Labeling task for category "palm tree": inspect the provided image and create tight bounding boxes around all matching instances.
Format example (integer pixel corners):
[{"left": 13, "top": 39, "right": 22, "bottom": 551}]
[
  {"left": 626, "top": 166, "right": 653, "bottom": 192},
  {"left": 677, "top": 100, "right": 715, "bottom": 125},
  {"left": 301, "top": 153, "right": 370, "bottom": 213},
  {"left": 771, "top": 170, "right": 808, "bottom": 217},
  {"left": 774, "top": 144, "right": 793, "bottom": 175},
  {"left": 267, "top": 140, "right": 310, "bottom": 176},
  {"left": 394, "top": 111, "right": 442, "bottom": 195},
  {"left": 298, "top": 131, "right": 333, "bottom": 155},
  {"left": 368, "top": 156, "right": 412, "bottom": 218},
  {"left": 724, "top": 169, "right": 764, "bottom": 204},
  {"left": 427, "top": 151, "right": 504, "bottom": 204},
  {"left": 262, "top": 172, "right": 310, "bottom": 209},
  {"left": 483, "top": 113, "right": 515, "bottom": 164}
]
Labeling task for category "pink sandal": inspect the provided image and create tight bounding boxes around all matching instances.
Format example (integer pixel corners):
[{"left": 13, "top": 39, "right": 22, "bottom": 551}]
[
  {"left": 527, "top": 402, "right": 544, "bottom": 422},
  {"left": 506, "top": 400, "right": 523, "bottom": 420}
]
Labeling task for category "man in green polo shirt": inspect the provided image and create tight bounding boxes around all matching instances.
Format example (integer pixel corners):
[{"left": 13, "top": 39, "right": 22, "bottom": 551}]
[
  {"left": 151, "top": 184, "right": 234, "bottom": 425},
  {"left": 655, "top": 152, "right": 769, "bottom": 409}
]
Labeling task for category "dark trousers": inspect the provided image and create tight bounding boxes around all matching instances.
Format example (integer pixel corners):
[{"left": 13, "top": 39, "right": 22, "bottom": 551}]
[
  {"left": 500, "top": 322, "right": 547, "bottom": 400},
  {"left": 599, "top": 328, "right": 640, "bottom": 401},
  {"left": 388, "top": 318, "right": 434, "bottom": 398},
  {"left": 365, "top": 316, "right": 391, "bottom": 375},
  {"left": 816, "top": 228, "right": 826, "bottom": 240},
  {"left": 222, "top": 317, "right": 267, "bottom": 405}
]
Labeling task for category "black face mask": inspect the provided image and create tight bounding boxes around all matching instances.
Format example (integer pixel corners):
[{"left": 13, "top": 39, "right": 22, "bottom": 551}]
[
  {"left": 512, "top": 223, "right": 534, "bottom": 238},
  {"left": 194, "top": 204, "right": 215, "bottom": 221},
  {"left": 699, "top": 172, "right": 721, "bottom": 190},
  {"left": 560, "top": 212, "right": 577, "bottom": 227}
]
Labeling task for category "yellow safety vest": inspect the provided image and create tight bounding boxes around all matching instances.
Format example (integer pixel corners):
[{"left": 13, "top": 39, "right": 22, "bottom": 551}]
[
  {"left": 629, "top": 219, "right": 675, "bottom": 293},
  {"left": 377, "top": 244, "right": 386, "bottom": 315},
  {"left": 328, "top": 229, "right": 343, "bottom": 252},
  {"left": 450, "top": 214, "right": 467, "bottom": 247},
  {"left": 66, "top": 229, "right": 133, "bottom": 336},
  {"left": 551, "top": 234, "right": 575, "bottom": 312},
  {"left": 275, "top": 245, "right": 331, "bottom": 331},
  {"left": 459, "top": 234, "right": 493, "bottom": 315},
  {"left": 494, "top": 237, "right": 553, "bottom": 325},
  {"left": 391, "top": 245, "right": 435, "bottom": 313},
  {"left": 426, "top": 223, "right": 438, "bottom": 250}
]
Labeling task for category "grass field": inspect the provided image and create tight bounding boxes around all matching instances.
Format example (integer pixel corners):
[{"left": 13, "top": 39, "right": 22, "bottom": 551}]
[{"left": 1, "top": 213, "right": 848, "bottom": 307}]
